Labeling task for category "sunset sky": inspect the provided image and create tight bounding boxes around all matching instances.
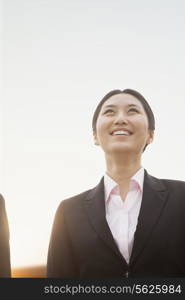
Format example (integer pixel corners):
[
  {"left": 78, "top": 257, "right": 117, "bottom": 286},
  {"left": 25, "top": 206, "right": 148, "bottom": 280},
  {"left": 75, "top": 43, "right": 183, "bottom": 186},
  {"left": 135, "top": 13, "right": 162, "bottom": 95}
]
[{"left": 2, "top": 0, "right": 185, "bottom": 268}]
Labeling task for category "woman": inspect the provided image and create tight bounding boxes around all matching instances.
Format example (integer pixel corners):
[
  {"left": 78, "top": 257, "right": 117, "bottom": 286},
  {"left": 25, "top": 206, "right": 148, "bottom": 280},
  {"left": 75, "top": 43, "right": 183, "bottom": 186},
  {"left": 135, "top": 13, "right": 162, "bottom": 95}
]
[{"left": 47, "top": 89, "right": 185, "bottom": 278}]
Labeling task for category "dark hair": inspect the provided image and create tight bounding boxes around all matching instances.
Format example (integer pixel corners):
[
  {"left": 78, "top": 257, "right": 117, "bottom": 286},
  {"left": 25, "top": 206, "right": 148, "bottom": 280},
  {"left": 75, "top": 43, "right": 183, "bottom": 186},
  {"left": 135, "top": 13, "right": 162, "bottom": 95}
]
[{"left": 92, "top": 89, "right": 155, "bottom": 132}]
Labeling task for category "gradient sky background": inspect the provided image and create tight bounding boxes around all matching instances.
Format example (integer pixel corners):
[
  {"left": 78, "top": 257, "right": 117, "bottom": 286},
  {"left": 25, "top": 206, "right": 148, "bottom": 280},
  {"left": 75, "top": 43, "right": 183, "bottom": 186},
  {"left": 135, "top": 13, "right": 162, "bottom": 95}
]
[{"left": 2, "top": 0, "right": 185, "bottom": 267}]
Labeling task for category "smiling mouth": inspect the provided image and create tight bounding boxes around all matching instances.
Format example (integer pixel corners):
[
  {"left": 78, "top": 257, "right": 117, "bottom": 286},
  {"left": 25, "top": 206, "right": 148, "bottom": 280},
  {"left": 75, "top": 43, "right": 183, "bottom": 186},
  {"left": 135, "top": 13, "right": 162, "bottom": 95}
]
[{"left": 110, "top": 130, "right": 132, "bottom": 136}]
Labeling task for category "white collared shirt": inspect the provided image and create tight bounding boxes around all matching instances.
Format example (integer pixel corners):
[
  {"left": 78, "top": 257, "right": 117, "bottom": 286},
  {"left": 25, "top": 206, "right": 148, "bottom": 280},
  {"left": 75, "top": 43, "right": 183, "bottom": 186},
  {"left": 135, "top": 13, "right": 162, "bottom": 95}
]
[{"left": 104, "top": 167, "right": 144, "bottom": 264}]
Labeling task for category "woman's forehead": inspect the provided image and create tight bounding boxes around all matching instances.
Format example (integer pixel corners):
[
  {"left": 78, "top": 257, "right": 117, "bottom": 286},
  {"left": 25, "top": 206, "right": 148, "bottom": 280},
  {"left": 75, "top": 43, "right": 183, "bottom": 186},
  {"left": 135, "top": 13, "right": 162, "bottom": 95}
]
[{"left": 101, "top": 93, "right": 144, "bottom": 108}]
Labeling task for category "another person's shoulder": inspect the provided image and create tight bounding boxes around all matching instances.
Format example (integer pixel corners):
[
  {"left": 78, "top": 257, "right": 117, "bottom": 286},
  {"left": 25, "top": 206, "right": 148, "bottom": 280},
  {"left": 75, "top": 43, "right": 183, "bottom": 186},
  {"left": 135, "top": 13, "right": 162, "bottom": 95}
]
[{"left": 0, "top": 194, "right": 5, "bottom": 206}]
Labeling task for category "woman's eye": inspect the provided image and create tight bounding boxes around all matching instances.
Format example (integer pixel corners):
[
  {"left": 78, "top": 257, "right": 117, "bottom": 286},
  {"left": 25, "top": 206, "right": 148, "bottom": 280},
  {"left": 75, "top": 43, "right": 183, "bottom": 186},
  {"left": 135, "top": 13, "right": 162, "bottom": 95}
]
[
  {"left": 128, "top": 108, "right": 139, "bottom": 113},
  {"left": 104, "top": 109, "right": 114, "bottom": 114}
]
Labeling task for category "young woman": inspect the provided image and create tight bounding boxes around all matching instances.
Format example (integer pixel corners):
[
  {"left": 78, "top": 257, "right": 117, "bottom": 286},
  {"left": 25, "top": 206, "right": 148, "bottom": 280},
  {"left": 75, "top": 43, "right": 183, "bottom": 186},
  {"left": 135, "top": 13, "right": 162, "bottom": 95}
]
[{"left": 47, "top": 89, "right": 185, "bottom": 278}]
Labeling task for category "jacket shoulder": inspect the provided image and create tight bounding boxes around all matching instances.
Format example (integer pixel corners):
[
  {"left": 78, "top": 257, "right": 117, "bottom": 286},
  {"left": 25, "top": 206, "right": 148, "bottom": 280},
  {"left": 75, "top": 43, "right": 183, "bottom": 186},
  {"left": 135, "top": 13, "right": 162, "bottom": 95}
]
[
  {"left": 147, "top": 172, "right": 185, "bottom": 191},
  {"left": 160, "top": 178, "right": 185, "bottom": 195},
  {"left": 56, "top": 188, "right": 93, "bottom": 212},
  {"left": 160, "top": 178, "right": 185, "bottom": 188}
]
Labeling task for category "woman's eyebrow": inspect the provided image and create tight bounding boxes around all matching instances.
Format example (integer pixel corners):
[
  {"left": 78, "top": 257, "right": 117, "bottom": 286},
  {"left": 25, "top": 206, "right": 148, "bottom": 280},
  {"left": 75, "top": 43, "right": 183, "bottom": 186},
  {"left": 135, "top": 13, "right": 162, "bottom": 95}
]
[
  {"left": 103, "top": 104, "right": 116, "bottom": 108},
  {"left": 127, "top": 104, "right": 140, "bottom": 108},
  {"left": 103, "top": 104, "right": 141, "bottom": 109}
]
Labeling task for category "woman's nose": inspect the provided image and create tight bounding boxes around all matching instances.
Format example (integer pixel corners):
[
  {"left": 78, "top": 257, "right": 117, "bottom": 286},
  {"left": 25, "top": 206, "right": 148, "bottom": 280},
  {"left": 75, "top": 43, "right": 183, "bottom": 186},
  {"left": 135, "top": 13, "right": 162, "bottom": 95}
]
[{"left": 113, "top": 113, "right": 128, "bottom": 125}]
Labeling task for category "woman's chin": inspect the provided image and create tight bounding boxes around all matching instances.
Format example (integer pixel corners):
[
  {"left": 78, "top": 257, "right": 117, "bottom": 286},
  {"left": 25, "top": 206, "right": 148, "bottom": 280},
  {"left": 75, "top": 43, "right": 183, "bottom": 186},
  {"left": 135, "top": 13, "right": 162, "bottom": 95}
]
[{"left": 106, "top": 145, "right": 134, "bottom": 155}]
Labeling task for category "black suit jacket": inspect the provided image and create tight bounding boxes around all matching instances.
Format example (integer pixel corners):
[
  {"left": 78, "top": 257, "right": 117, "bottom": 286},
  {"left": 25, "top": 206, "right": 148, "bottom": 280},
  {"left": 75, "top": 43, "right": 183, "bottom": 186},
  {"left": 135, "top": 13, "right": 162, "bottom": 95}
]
[
  {"left": 47, "top": 170, "right": 185, "bottom": 278},
  {"left": 0, "top": 194, "right": 11, "bottom": 277}
]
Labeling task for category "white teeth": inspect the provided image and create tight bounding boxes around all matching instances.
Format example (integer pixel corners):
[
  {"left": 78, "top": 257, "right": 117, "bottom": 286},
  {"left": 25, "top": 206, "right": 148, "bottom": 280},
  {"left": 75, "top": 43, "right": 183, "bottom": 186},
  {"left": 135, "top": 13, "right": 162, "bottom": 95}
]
[{"left": 112, "top": 130, "right": 130, "bottom": 135}]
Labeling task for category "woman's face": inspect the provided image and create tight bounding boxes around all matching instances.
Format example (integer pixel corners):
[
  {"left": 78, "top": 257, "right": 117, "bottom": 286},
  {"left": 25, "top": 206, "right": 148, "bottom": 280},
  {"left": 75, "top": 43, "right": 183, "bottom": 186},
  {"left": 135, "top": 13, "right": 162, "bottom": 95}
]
[{"left": 93, "top": 93, "right": 153, "bottom": 156}]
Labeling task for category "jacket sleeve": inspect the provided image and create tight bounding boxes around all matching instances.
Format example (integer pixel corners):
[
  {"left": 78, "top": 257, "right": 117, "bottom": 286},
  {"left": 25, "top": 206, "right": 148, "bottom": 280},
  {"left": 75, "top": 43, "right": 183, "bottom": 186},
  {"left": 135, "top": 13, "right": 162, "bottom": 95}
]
[
  {"left": 0, "top": 194, "right": 11, "bottom": 277},
  {"left": 47, "top": 201, "right": 78, "bottom": 278}
]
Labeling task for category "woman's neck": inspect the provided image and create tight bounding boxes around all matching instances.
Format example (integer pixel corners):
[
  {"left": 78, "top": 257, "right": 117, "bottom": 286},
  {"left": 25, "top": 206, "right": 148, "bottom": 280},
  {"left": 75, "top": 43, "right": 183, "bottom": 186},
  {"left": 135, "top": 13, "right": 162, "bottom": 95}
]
[{"left": 105, "top": 153, "right": 142, "bottom": 185}]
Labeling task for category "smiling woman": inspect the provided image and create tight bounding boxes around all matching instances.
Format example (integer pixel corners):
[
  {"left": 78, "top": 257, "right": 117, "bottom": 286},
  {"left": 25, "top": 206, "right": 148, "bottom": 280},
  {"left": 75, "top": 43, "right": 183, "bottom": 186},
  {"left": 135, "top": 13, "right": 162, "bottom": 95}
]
[
  {"left": 93, "top": 92, "right": 154, "bottom": 157},
  {"left": 47, "top": 89, "right": 185, "bottom": 278}
]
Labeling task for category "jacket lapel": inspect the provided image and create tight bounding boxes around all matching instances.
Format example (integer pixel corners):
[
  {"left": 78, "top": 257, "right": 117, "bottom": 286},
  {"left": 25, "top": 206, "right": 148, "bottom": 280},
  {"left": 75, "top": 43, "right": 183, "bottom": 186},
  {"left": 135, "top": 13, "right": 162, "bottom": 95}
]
[
  {"left": 84, "top": 177, "right": 127, "bottom": 264},
  {"left": 130, "top": 170, "right": 169, "bottom": 265}
]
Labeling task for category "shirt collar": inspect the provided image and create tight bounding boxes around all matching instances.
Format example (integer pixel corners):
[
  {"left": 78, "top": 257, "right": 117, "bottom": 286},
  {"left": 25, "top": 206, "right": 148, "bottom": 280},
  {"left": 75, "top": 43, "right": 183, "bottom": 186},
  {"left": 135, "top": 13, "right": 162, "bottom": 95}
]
[{"left": 104, "top": 167, "right": 145, "bottom": 203}]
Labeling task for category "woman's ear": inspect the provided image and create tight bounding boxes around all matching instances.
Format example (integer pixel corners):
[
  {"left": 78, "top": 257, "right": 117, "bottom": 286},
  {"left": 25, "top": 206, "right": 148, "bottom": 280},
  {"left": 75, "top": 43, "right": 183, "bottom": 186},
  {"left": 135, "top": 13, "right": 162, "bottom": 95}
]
[
  {"left": 93, "top": 130, "right": 99, "bottom": 145},
  {"left": 148, "top": 130, "right": 154, "bottom": 145}
]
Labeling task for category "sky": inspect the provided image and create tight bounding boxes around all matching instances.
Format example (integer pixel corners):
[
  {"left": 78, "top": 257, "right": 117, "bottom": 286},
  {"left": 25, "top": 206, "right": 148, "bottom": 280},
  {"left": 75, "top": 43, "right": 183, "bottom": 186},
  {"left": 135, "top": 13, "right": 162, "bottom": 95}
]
[{"left": 2, "top": 0, "right": 185, "bottom": 267}]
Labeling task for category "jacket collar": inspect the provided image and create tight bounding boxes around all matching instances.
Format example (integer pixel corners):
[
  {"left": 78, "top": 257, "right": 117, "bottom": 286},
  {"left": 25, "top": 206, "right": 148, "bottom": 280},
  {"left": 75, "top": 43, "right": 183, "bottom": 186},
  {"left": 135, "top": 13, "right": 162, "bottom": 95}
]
[
  {"left": 84, "top": 170, "right": 169, "bottom": 266},
  {"left": 130, "top": 170, "right": 168, "bottom": 265},
  {"left": 84, "top": 177, "right": 127, "bottom": 264}
]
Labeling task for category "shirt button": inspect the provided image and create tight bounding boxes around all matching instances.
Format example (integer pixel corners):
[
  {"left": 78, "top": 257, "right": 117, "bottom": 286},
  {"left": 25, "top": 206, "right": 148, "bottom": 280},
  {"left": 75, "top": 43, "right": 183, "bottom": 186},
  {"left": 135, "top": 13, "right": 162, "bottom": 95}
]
[{"left": 125, "top": 271, "right": 129, "bottom": 277}]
